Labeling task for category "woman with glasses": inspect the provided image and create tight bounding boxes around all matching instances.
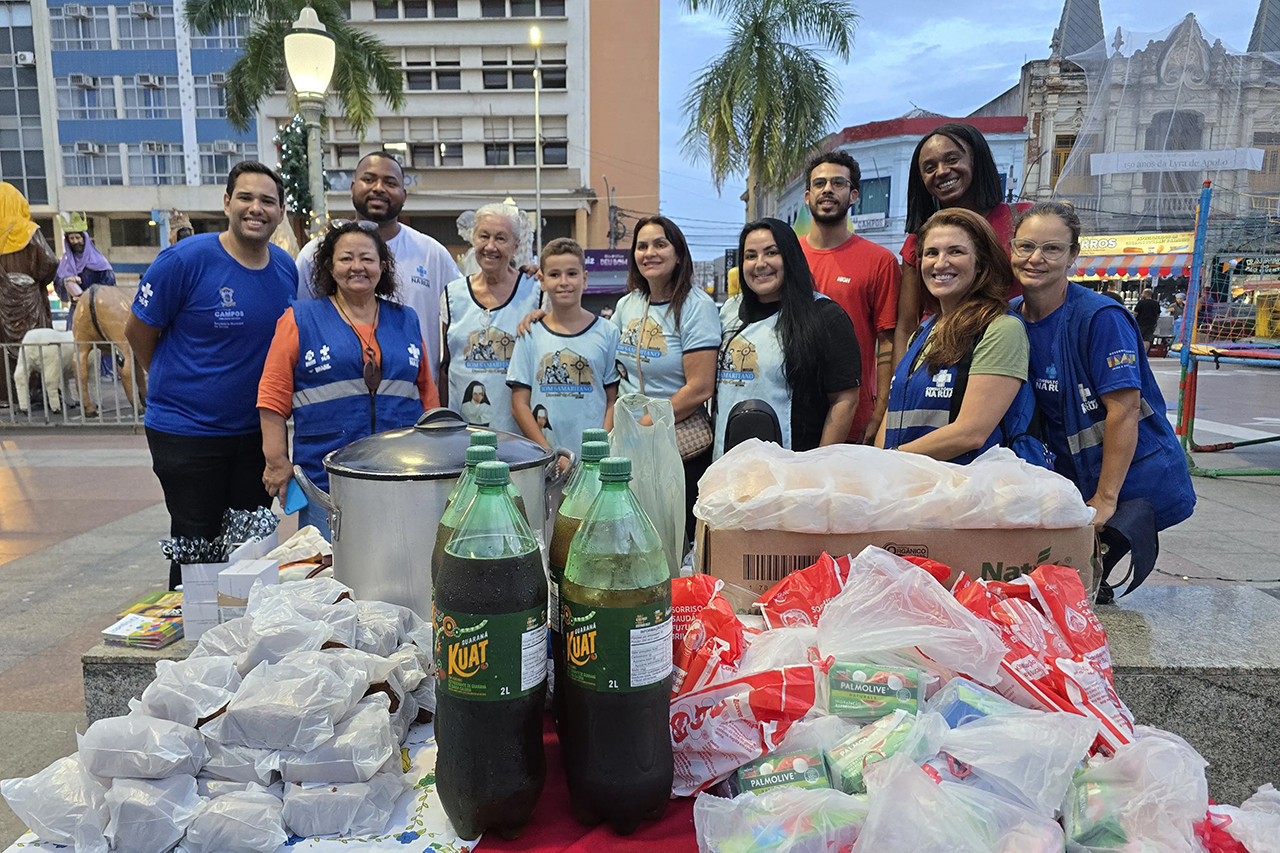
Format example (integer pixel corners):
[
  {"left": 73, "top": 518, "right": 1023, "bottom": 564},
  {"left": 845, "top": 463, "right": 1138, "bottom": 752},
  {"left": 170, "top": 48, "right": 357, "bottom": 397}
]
[
  {"left": 257, "top": 220, "right": 439, "bottom": 538},
  {"left": 1013, "top": 201, "right": 1193, "bottom": 530},
  {"left": 878, "top": 208, "right": 1038, "bottom": 464},
  {"left": 894, "top": 123, "right": 1031, "bottom": 369},
  {"left": 441, "top": 201, "right": 542, "bottom": 433}
]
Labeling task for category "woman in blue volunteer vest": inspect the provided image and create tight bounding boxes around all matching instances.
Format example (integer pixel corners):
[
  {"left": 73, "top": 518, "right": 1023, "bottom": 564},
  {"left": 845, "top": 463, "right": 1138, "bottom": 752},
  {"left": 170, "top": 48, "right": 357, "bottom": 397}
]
[
  {"left": 713, "top": 218, "right": 861, "bottom": 458},
  {"left": 258, "top": 221, "right": 438, "bottom": 537},
  {"left": 1013, "top": 201, "right": 1194, "bottom": 529},
  {"left": 879, "top": 208, "right": 1038, "bottom": 464}
]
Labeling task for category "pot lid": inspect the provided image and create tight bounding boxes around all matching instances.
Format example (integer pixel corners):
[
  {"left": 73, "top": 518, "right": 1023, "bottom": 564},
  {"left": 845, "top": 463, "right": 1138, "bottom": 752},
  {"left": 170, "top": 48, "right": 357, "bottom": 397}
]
[{"left": 324, "top": 408, "right": 555, "bottom": 481}]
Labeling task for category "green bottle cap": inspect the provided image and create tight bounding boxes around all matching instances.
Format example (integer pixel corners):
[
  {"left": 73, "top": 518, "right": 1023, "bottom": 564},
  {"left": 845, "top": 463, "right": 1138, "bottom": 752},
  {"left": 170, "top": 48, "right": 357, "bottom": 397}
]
[
  {"left": 470, "top": 430, "right": 498, "bottom": 447},
  {"left": 598, "top": 456, "right": 631, "bottom": 481},
  {"left": 581, "top": 440, "right": 610, "bottom": 463},
  {"left": 475, "top": 460, "right": 511, "bottom": 486},
  {"left": 581, "top": 428, "right": 609, "bottom": 448},
  {"left": 465, "top": 445, "right": 497, "bottom": 467}
]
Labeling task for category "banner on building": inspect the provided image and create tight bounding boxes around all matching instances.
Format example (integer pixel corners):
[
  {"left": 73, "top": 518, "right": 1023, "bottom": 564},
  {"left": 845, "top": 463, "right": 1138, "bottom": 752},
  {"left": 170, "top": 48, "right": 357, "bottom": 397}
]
[
  {"left": 1077, "top": 232, "right": 1194, "bottom": 255},
  {"left": 1089, "top": 148, "right": 1264, "bottom": 175}
]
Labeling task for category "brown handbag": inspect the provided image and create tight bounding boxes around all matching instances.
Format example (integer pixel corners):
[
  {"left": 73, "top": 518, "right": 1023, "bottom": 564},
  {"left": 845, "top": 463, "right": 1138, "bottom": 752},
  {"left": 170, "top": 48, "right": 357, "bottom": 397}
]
[{"left": 634, "top": 296, "right": 713, "bottom": 461}]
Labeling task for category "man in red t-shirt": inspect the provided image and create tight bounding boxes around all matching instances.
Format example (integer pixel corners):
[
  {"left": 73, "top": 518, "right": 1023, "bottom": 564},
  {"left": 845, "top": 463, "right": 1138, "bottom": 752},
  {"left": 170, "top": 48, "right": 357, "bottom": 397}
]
[{"left": 800, "top": 150, "right": 902, "bottom": 444}]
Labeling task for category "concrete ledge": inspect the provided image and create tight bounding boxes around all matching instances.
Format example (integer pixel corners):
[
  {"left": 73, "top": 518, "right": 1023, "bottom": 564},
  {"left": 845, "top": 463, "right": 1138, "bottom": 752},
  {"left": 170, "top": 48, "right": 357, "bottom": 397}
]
[
  {"left": 81, "top": 640, "right": 193, "bottom": 724},
  {"left": 1099, "top": 585, "right": 1280, "bottom": 804}
]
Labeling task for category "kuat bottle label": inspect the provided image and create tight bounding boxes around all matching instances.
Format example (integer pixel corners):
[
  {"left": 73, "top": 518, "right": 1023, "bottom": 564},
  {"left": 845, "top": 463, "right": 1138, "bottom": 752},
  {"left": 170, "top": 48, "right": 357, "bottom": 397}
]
[
  {"left": 563, "top": 600, "right": 673, "bottom": 692},
  {"left": 434, "top": 605, "right": 547, "bottom": 701}
]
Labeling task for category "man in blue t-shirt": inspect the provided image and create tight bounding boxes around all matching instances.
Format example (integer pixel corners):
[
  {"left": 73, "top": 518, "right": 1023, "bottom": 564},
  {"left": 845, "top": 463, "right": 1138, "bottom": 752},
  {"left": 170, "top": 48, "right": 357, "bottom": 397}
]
[{"left": 125, "top": 162, "right": 297, "bottom": 589}]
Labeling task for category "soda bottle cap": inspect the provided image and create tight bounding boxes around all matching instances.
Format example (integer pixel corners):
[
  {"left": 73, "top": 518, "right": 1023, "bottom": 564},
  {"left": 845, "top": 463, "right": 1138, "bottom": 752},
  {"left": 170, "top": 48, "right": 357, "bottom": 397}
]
[
  {"left": 475, "top": 459, "right": 511, "bottom": 486},
  {"left": 465, "top": 445, "right": 497, "bottom": 466},
  {"left": 469, "top": 430, "right": 498, "bottom": 447},
  {"left": 598, "top": 456, "right": 631, "bottom": 481},
  {"left": 580, "top": 428, "right": 609, "bottom": 448},
  {"left": 581, "top": 440, "right": 610, "bottom": 463}
]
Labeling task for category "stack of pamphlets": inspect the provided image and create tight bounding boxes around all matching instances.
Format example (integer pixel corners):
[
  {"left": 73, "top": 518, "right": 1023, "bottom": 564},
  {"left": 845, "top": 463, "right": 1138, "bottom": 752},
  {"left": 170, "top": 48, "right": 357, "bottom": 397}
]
[{"left": 101, "top": 591, "right": 184, "bottom": 649}]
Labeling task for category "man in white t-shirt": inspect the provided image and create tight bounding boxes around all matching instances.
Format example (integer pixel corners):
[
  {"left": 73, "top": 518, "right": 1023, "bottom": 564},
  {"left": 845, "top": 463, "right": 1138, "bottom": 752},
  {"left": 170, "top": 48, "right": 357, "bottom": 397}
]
[{"left": 296, "top": 151, "right": 461, "bottom": 380}]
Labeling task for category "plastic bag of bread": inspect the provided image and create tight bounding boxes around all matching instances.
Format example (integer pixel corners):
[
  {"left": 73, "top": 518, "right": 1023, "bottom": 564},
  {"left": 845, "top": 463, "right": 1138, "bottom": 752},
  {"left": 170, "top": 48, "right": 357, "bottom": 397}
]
[
  {"left": 0, "top": 753, "right": 109, "bottom": 853},
  {"left": 177, "top": 785, "right": 287, "bottom": 853},
  {"left": 200, "top": 739, "right": 279, "bottom": 786},
  {"left": 235, "top": 596, "right": 343, "bottom": 676},
  {"left": 137, "top": 656, "right": 241, "bottom": 728},
  {"left": 195, "top": 776, "right": 284, "bottom": 800},
  {"left": 279, "top": 695, "right": 395, "bottom": 783},
  {"left": 78, "top": 714, "right": 209, "bottom": 779},
  {"left": 281, "top": 768, "right": 411, "bottom": 837},
  {"left": 104, "top": 774, "right": 203, "bottom": 853},
  {"left": 354, "top": 600, "right": 404, "bottom": 657}
]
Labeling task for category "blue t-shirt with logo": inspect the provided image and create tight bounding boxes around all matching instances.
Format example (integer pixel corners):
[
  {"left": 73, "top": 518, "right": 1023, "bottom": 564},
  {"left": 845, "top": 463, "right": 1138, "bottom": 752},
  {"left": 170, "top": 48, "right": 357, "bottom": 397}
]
[
  {"left": 506, "top": 316, "right": 620, "bottom": 451},
  {"left": 133, "top": 233, "right": 296, "bottom": 436},
  {"left": 1025, "top": 302, "right": 1142, "bottom": 482},
  {"left": 611, "top": 288, "right": 721, "bottom": 399}
]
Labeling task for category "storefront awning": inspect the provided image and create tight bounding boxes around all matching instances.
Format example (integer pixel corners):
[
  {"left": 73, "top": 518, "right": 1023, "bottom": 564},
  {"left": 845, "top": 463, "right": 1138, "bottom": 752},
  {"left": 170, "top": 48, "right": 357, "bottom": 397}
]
[{"left": 1073, "top": 253, "right": 1192, "bottom": 279}]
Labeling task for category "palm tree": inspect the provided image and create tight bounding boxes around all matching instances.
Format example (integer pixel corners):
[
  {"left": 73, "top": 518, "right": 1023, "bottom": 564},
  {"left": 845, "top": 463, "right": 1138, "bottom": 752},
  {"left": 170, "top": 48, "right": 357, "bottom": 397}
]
[
  {"left": 185, "top": 0, "right": 405, "bottom": 138},
  {"left": 681, "top": 0, "right": 858, "bottom": 220}
]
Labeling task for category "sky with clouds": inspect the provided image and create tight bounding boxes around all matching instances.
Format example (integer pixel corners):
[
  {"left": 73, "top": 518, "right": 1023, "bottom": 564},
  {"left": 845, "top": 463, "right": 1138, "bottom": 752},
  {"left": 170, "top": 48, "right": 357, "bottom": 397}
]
[{"left": 655, "top": 0, "right": 1266, "bottom": 258}]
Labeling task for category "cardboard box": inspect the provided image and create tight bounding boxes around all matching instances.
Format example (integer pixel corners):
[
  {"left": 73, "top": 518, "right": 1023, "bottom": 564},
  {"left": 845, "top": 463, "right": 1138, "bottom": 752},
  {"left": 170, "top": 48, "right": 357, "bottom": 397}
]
[
  {"left": 217, "top": 558, "right": 280, "bottom": 623},
  {"left": 180, "top": 533, "right": 280, "bottom": 638},
  {"left": 696, "top": 521, "right": 1098, "bottom": 598}
]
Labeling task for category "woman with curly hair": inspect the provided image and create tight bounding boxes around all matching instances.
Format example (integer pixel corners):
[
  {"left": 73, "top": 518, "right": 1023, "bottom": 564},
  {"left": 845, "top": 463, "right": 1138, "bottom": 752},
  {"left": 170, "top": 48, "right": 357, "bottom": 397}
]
[
  {"left": 257, "top": 220, "right": 438, "bottom": 537},
  {"left": 878, "top": 207, "right": 1037, "bottom": 464}
]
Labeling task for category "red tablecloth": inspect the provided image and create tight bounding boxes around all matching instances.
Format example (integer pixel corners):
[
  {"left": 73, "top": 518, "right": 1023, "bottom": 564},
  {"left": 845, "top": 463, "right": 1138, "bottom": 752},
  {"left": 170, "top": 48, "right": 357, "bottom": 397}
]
[{"left": 480, "top": 716, "right": 699, "bottom": 852}]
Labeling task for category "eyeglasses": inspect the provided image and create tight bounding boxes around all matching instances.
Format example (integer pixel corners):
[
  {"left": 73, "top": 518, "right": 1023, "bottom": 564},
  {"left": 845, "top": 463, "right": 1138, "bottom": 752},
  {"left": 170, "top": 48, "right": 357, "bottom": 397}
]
[
  {"left": 330, "top": 219, "right": 379, "bottom": 233},
  {"left": 809, "top": 177, "right": 852, "bottom": 191},
  {"left": 1011, "top": 239, "right": 1073, "bottom": 261}
]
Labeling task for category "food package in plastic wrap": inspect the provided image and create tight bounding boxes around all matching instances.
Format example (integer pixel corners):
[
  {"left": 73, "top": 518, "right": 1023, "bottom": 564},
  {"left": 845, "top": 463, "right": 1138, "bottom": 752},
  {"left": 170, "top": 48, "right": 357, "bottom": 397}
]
[
  {"left": 694, "top": 440, "right": 1092, "bottom": 534},
  {"left": 0, "top": 753, "right": 109, "bottom": 853},
  {"left": 138, "top": 656, "right": 242, "bottom": 728},
  {"left": 671, "top": 665, "right": 820, "bottom": 797},
  {"left": 195, "top": 776, "right": 284, "bottom": 800},
  {"left": 279, "top": 695, "right": 395, "bottom": 784},
  {"left": 177, "top": 785, "right": 288, "bottom": 853},
  {"left": 235, "top": 595, "right": 345, "bottom": 676},
  {"left": 245, "top": 576, "right": 353, "bottom": 613},
  {"left": 188, "top": 616, "right": 254, "bottom": 661},
  {"left": 200, "top": 738, "right": 280, "bottom": 786},
  {"left": 104, "top": 774, "right": 203, "bottom": 853},
  {"left": 280, "top": 768, "right": 412, "bottom": 838},
  {"left": 78, "top": 714, "right": 209, "bottom": 779},
  {"left": 693, "top": 786, "right": 870, "bottom": 853},
  {"left": 354, "top": 600, "right": 404, "bottom": 657},
  {"left": 672, "top": 575, "right": 747, "bottom": 698}
]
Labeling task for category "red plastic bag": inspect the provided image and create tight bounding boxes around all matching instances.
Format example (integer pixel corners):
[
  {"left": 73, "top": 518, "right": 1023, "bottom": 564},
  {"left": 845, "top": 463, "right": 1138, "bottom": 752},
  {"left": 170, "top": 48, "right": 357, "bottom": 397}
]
[
  {"left": 755, "top": 552, "right": 853, "bottom": 629},
  {"left": 672, "top": 576, "right": 745, "bottom": 698},
  {"left": 1194, "top": 809, "right": 1251, "bottom": 853},
  {"left": 901, "top": 555, "right": 953, "bottom": 586}
]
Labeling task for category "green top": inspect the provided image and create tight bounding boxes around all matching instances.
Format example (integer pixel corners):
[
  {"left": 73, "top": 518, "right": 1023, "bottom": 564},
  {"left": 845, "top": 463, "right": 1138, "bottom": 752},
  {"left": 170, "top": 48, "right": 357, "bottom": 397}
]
[
  {"left": 580, "top": 427, "right": 609, "bottom": 447},
  {"left": 599, "top": 456, "right": 631, "bottom": 481},
  {"left": 581, "top": 440, "right": 610, "bottom": 464},
  {"left": 919, "top": 314, "right": 1029, "bottom": 380},
  {"left": 470, "top": 430, "right": 498, "bottom": 446},
  {"left": 475, "top": 459, "right": 510, "bottom": 486},
  {"left": 466, "top": 444, "right": 497, "bottom": 466}
]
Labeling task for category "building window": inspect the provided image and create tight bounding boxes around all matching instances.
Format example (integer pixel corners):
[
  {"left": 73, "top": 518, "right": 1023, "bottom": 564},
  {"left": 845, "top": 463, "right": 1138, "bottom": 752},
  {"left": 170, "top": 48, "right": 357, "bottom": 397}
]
[
  {"left": 1143, "top": 110, "right": 1202, "bottom": 195},
  {"left": 109, "top": 218, "right": 158, "bottom": 246},
  {"left": 541, "top": 0, "right": 565, "bottom": 13},
  {"left": 434, "top": 0, "right": 458, "bottom": 16},
  {"left": 1051, "top": 134, "right": 1075, "bottom": 186},
  {"left": 513, "top": 142, "right": 537, "bottom": 165},
  {"left": 49, "top": 5, "right": 112, "bottom": 50},
  {"left": 61, "top": 143, "right": 123, "bottom": 186},
  {"left": 190, "top": 16, "right": 249, "bottom": 49},
  {"left": 480, "top": 0, "right": 506, "bottom": 16},
  {"left": 510, "top": 0, "right": 536, "bottom": 15},
  {"left": 436, "top": 64, "right": 461, "bottom": 89},
  {"left": 543, "top": 140, "right": 567, "bottom": 165},
  {"left": 199, "top": 141, "right": 256, "bottom": 184},
  {"left": 115, "top": 4, "right": 177, "bottom": 50},
  {"left": 541, "top": 61, "right": 566, "bottom": 89},
  {"left": 482, "top": 66, "right": 507, "bottom": 90},
  {"left": 1254, "top": 132, "right": 1280, "bottom": 193},
  {"left": 439, "top": 142, "right": 463, "bottom": 166},
  {"left": 127, "top": 142, "right": 184, "bottom": 185},
  {"left": 406, "top": 70, "right": 432, "bottom": 90},
  {"left": 56, "top": 77, "right": 117, "bottom": 120},
  {"left": 484, "top": 143, "right": 510, "bottom": 166},
  {"left": 193, "top": 74, "right": 228, "bottom": 118},
  {"left": 479, "top": 0, "right": 562, "bottom": 14},
  {"left": 123, "top": 75, "right": 180, "bottom": 119},
  {"left": 332, "top": 144, "right": 361, "bottom": 170},
  {"left": 853, "top": 175, "right": 890, "bottom": 217},
  {"left": 410, "top": 143, "right": 437, "bottom": 168}
]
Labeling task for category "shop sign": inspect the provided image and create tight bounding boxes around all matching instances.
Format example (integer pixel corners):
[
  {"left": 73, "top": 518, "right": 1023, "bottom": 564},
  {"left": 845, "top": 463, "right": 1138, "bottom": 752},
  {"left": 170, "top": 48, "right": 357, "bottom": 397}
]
[{"left": 1077, "top": 232, "right": 1194, "bottom": 256}]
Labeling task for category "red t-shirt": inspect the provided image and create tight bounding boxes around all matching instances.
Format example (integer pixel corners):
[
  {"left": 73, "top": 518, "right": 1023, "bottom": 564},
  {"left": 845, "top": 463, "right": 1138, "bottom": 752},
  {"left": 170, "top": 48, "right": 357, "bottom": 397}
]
[
  {"left": 900, "top": 202, "right": 1031, "bottom": 299},
  {"left": 802, "top": 233, "right": 901, "bottom": 441}
]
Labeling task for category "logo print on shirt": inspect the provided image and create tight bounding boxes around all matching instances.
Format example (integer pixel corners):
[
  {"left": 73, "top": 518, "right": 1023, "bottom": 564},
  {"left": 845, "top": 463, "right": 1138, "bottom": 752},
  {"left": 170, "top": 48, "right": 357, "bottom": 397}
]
[
  {"left": 716, "top": 336, "right": 758, "bottom": 385},
  {"left": 138, "top": 282, "right": 153, "bottom": 307},
  {"left": 464, "top": 327, "right": 517, "bottom": 369},
  {"left": 1036, "top": 364, "right": 1059, "bottom": 393},
  {"left": 304, "top": 349, "right": 317, "bottom": 368},
  {"left": 1106, "top": 350, "right": 1137, "bottom": 369},
  {"left": 319, "top": 345, "right": 330, "bottom": 362},
  {"left": 1079, "top": 384, "right": 1099, "bottom": 414},
  {"left": 408, "top": 342, "right": 421, "bottom": 368},
  {"left": 925, "top": 369, "right": 954, "bottom": 399},
  {"left": 218, "top": 287, "right": 236, "bottom": 307},
  {"left": 538, "top": 348, "right": 594, "bottom": 396},
  {"left": 619, "top": 318, "right": 668, "bottom": 362}
]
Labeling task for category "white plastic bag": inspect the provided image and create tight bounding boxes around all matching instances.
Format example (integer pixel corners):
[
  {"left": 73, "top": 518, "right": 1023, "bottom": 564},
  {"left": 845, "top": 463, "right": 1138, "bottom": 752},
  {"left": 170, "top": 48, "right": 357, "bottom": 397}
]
[
  {"left": 694, "top": 440, "right": 1092, "bottom": 533},
  {"left": 0, "top": 753, "right": 109, "bottom": 853},
  {"left": 245, "top": 576, "right": 352, "bottom": 613},
  {"left": 78, "top": 714, "right": 209, "bottom": 779},
  {"left": 235, "top": 595, "right": 340, "bottom": 675},
  {"left": 693, "top": 786, "right": 870, "bottom": 853},
  {"left": 188, "top": 616, "right": 254, "bottom": 660},
  {"left": 138, "top": 656, "right": 241, "bottom": 728},
  {"left": 200, "top": 739, "right": 280, "bottom": 786},
  {"left": 354, "top": 600, "right": 404, "bottom": 657},
  {"left": 735, "top": 626, "right": 819, "bottom": 679},
  {"left": 816, "top": 547, "right": 1007, "bottom": 685},
  {"left": 1212, "top": 783, "right": 1280, "bottom": 853},
  {"left": 104, "top": 774, "right": 204, "bottom": 853},
  {"left": 177, "top": 786, "right": 287, "bottom": 853},
  {"left": 279, "top": 695, "right": 395, "bottom": 783},
  {"left": 281, "top": 768, "right": 411, "bottom": 837},
  {"left": 196, "top": 776, "right": 283, "bottom": 799},
  {"left": 611, "top": 392, "right": 685, "bottom": 573}
]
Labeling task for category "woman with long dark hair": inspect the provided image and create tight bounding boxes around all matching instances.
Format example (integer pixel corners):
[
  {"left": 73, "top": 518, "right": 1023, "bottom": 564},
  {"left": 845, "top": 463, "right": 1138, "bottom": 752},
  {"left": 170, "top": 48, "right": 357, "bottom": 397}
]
[
  {"left": 879, "top": 208, "right": 1036, "bottom": 463},
  {"left": 894, "top": 123, "right": 1031, "bottom": 368},
  {"left": 713, "top": 218, "right": 860, "bottom": 457},
  {"left": 614, "top": 215, "right": 720, "bottom": 538}
]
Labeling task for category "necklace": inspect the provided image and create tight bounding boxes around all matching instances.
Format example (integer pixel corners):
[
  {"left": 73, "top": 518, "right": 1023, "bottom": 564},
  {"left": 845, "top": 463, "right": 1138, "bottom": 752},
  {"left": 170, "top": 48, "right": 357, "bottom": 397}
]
[{"left": 332, "top": 295, "right": 380, "bottom": 354}]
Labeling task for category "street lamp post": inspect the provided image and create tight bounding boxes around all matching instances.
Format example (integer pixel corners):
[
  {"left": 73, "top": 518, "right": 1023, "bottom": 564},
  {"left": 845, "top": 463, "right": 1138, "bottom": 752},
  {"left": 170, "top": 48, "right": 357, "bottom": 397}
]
[
  {"left": 284, "top": 4, "right": 336, "bottom": 239},
  {"left": 529, "top": 25, "right": 542, "bottom": 256}
]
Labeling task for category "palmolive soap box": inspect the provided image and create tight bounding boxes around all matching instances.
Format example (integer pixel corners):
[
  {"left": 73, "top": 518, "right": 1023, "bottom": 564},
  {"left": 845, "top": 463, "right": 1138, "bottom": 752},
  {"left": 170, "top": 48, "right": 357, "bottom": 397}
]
[
  {"left": 825, "top": 710, "right": 915, "bottom": 794},
  {"left": 735, "top": 750, "right": 831, "bottom": 794},
  {"left": 827, "top": 662, "right": 920, "bottom": 720}
]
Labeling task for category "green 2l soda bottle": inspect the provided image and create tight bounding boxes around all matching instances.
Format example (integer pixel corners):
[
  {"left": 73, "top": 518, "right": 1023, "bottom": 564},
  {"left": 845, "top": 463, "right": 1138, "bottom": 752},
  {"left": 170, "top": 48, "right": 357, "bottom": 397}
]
[
  {"left": 434, "top": 460, "right": 547, "bottom": 840},
  {"left": 548, "top": 438, "right": 611, "bottom": 734},
  {"left": 431, "top": 443, "right": 496, "bottom": 582},
  {"left": 560, "top": 456, "right": 673, "bottom": 834}
]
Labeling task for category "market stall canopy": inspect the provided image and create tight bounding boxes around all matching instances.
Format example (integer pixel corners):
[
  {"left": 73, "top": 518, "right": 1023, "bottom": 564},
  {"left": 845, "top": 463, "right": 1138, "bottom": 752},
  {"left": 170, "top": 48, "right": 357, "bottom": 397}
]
[{"left": 1073, "top": 252, "right": 1192, "bottom": 279}]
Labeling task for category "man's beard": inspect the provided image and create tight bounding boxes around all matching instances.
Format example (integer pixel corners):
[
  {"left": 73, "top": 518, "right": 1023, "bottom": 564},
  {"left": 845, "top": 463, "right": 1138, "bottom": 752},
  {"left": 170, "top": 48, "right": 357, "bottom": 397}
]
[
  {"left": 809, "top": 204, "right": 851, "bottom": 226},
  {"left": 354, "top": 198, "right": 402, "bottom": 224}
]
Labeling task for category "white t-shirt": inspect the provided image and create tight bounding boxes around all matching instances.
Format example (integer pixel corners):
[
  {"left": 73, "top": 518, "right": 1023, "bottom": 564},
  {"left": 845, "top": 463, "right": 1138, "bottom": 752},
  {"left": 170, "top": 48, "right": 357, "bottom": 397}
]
[{"left": 297, "top": 223, "right": 461, "bottom": 381}]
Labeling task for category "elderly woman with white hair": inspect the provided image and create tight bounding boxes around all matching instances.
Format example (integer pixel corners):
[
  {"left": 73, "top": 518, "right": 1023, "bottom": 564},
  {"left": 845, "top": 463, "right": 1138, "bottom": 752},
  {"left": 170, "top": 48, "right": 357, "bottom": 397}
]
[{"left": 441, "top": 201, "right": 543, "bottom": 433}]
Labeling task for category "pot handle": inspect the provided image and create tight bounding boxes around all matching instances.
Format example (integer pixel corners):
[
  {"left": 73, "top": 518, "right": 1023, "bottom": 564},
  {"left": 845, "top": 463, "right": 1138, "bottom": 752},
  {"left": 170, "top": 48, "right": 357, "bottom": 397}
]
[
  {"left": 546, "top": 446, "right": 575, "bottom": 491},
  {"left": 293, "top": 465, "right": 340, "bottom": 538},
  {"left": 415, "top": 407, "right": 466, "bottom": 430}
]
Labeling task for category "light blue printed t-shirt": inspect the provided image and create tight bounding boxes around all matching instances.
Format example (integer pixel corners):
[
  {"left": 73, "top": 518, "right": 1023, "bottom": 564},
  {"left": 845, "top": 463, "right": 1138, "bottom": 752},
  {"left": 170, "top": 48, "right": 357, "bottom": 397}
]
[
  {"left": 442, "top": 272, "right": 542, "bottom": 434},
  {"left": 611, "top": 288, "right": 721, "bottom": 398},
  {"left": 507, "top": 317, "right": 621, "bottom": 451}
]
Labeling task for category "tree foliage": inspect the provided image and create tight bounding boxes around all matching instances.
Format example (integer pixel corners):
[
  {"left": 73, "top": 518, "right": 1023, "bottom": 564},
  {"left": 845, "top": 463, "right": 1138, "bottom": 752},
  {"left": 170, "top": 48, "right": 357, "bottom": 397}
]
[
  {"left": 185, "top": 0, "right": 405, "bottom": 137},
  {"left": 680, "top": 0, "right": 858, "bottom": 217}
]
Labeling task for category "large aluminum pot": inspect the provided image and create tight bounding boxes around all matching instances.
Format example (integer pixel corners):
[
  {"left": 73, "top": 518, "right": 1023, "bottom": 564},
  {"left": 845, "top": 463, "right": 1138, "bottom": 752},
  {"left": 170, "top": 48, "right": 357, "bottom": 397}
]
[{"left": 293, "top": 408, "right": 571, "bottom": 621}]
